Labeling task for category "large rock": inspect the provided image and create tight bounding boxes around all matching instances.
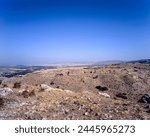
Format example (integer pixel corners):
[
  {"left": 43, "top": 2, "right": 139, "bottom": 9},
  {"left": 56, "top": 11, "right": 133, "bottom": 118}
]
[
  {"left": 116, "top": 93, "right": 127, "bottom": 99},
  {"left": 19, "top": 89, "right": 35, "bottom": 98},
  {"left": 95, "top": 86, "right": 108, "bottom": 91},
  {"left": 145, "top": 105, "right": 150, "bottom": 113},
  {"left": 40, "top": 84, "right": 52, "bottom": 91},
  {"left": 138, "top": 94, "right": 150, "bottom": 104},
  {"left": 0, "top": 80, "right": 3, "bottom": 85},
  {"left": 40, "top": 84, "right": 63, "bottom": 92},
  {"left": 13, "top": 82, "right": 21, "bottom": 88},
  {"left": 0, "top": 88, "right": 13, "bottom": 96},
  {"left": 0, "top": 98, "right": 4, "bottom": 107}
]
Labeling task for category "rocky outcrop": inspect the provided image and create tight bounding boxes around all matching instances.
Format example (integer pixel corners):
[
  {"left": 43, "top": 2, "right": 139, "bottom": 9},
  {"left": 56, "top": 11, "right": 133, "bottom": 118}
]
[
  {"left": 0, "top": 88, "right": 13, "bottom": 96},
  {"left": 116, "top": 93, "right": 127, "bottom": 99},
  {"left": 13, "top": 82, "right": 21, "bottom": 88},
  {"left": 95, "top": 86, "right": 108, "bottom": 91},
  {"left": 93, "top": 75, "right": 98, "bottom": 79},
  {"left": 18, "top": 89, "right": 35, "bottom": 98},
  {"left": 40, "top": 84, "right": 51, "bottom": 91},
  {"left": 138, "top": 94, "right": 150, "bottom": 104},
  {"left": 40, "top": 84, "right": 63, "bottom": 92}
]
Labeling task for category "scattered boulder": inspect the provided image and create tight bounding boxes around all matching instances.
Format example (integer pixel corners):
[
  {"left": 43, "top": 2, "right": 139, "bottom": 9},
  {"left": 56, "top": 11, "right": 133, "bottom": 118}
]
[
  {"left": 95, "top": 86, "right": 108, "bottom": 91},
  {"left": 64, "top": 90, "right": 73, "bottom": 93},
  {"left": 19, "top": 89, "right": 35, "bottom": 98},
  {"left": 0, "top": 88, "right": 13, "bottom": 96},
  {"left": 56, "top": 73, "right": 63, "bottom": 76},
  {"left": 145, "top": 105, "right": 150, "bottom": 113},
  {"left": 83, "top": 106, "right": 93, "bottom": 116},
  {"left": 99, "top": 92, "right": 110, "bottom": 98},
  {"left": 73, "top": 101, "right": 80, "bottom": 107},
  {"left": 93, "top": 75, "right": 98, "bottom": 79},
  {"left": 56, "top": 86, "right": 60, "bottom": 89},
  {"left": 67, "top": 72, "right": 70, "bottom": 76},
  {"left": 50, "top": 81, "right": 54, "bottom": 85},
  {"left": 30, "top": 91, "right": 35, "bottom": 96},
  {"left": 40, "top": 84, "right": 51, "bottom": 91},
  {"left": 81, "top": 79, "right": 85, "bottom": 83},
  {"left": 145, "top": 105, "right": 150, "bottom": 109},
  {"left": 0, "top": 80, "right": 2, "bottom": 85},
  {"left": 0, "top": 98, "right": 4, "bottom": 107},
  {"left": 40, "top": 84, "right": 63, "bottom": 92},
  {"left": 116, "top": 93, "right": 127, "bottom": 99},
  {"left": 134, "top": 69, "right": 138, "bottom": 72},
  {"left": 147, "top": 110, "right": 150, "bottom": 113},
  {"left": 13, "top": 82, "right": 21, "bottom": 88},
  {"left": 2, "top": 84, "right": 8, "bottom": 88},
  {"left": 138, "top": 94, "right": 150, "bottom": 104}
]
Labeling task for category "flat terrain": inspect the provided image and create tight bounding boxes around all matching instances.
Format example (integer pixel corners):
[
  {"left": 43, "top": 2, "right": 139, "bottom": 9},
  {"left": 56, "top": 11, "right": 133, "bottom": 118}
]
[{"left": 0, "top": 63, "right": 150, "bottom": 120}]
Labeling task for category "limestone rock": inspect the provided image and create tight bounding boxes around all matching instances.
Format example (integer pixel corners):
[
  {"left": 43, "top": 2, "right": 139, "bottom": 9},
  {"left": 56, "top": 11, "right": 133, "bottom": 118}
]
[
  {"left": 40, "top": 84, "right": 63, "bottom": 92},
  {"left": 64, "top": 90, "right": 73, "bottom": 93},
  {"left": 99, "top": 92, "right": 110, "bottom": 98},
  {"left": 40, "top": 84, "right": 51, "bottom": 91},
  {"left": 0, "top": 88, "right": 13, "bottom": 96}
]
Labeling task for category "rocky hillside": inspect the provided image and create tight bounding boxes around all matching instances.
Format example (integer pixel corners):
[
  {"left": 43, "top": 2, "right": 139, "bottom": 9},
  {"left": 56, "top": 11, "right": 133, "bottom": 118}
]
[{"left": 0, "top": 63, "right": 150, "bottom": 120}]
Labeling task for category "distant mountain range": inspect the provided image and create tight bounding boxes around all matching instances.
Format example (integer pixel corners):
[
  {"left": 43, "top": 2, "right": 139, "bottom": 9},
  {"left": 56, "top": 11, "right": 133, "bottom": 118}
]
[
  {"left": 127, "top": 59, "right": 150, "bottom": 64},
  {"left": 92, "top": 59, "right": 150, "bottom": 66},
  {"left": 92, "top": 60, "right": 124, "bottom": 66}
]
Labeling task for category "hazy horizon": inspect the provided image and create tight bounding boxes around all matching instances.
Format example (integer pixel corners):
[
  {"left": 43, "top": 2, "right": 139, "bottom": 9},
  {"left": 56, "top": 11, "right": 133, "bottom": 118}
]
[{"left": 0, "top": 0, "right": 150, "bottom": 65}]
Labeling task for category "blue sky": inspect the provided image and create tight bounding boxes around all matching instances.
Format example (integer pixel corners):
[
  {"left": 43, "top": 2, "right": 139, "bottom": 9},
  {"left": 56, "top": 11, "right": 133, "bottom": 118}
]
[{"left": 0, "top": 0, "right": 150, "bottom": 65}]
